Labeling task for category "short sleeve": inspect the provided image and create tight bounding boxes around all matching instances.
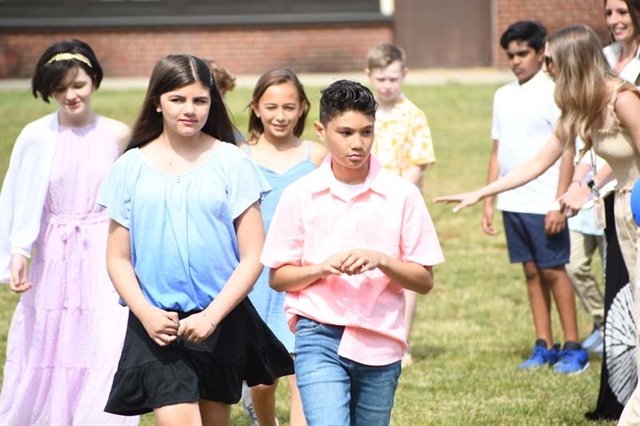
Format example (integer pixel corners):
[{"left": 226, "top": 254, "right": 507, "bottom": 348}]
[
  {"left": 408, "top": 110, "right": 436, "bottom": 166},
  {"left": 260, "top": 184, "right": 304, "bottom": 268},
  {"left": 400, "top": 188, "right": 444, "bottom": 267},
  {"left": 491, "top": 91, "right": 500, "bottom": 141},
  {"left": 221, "top": 144, "right": 271, "bottom": 220},
  {"left": 545, "top": 95, "right": 561, "bottom": 126},
  {"left": 97, "top": 150, "right": 138, "bottom": 228}
]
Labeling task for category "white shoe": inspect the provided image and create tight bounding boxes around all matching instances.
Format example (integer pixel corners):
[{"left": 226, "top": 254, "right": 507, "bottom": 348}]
[{"left": 241, "top": 383, "right": 259, "bottom": 426}]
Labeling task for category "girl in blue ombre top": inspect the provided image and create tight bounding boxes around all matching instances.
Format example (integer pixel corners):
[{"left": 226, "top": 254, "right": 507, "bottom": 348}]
[{"left": 97, "top": 54, "right": 293, "bottom": 425}]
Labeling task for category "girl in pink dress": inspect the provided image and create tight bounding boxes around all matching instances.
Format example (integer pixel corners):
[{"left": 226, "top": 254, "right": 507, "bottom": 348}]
[{"left": 0, "top": 39, "right": 137, "bottom": 425}]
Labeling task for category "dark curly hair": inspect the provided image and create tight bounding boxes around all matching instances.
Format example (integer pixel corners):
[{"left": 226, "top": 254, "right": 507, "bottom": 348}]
[{"left": 319, "top": 80, "right": 377, "bottom": 125}]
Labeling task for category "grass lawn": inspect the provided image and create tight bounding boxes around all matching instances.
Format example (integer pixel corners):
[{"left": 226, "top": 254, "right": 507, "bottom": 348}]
[{"left": 0, "top": 82, "right": 613, "bottom": 425}]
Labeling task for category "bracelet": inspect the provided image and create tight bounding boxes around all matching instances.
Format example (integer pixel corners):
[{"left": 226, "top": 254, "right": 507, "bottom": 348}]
[
  {"left": 202, "top": 311, "right": 216, "bottom": 331},
  {"left": 570, "top": 179, "right": 582, "bottom": 186}
]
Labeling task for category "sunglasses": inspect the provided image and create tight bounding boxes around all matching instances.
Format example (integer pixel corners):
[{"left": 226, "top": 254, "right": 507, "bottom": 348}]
[{"left": 543, "top": 55, "right": 553, "bottom": 69}]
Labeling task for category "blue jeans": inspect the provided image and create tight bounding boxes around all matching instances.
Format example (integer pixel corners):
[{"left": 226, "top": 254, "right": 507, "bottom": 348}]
[{"left": 294, "top": 316, "right": 402, "bottom": 426}]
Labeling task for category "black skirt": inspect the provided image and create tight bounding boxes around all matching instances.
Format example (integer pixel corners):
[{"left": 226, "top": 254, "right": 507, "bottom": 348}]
[{"left": 104, "top": 298, "right": 294, "bottom": 416}]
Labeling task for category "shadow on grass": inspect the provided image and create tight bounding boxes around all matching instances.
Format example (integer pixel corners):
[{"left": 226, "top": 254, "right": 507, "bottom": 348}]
[{"left": 410, "top": 343, "right": 447, "bottom": 361}]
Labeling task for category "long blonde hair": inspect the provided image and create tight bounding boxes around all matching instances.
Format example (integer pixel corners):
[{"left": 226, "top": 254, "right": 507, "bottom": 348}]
[{"left": 548, "top": 25, "right": 619, "bottom": 155}]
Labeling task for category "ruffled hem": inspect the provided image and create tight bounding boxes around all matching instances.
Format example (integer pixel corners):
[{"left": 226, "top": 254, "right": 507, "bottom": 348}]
[
  {"left": 596, "top": 126, "right": 625, "bottom": 135},
  {"left": 241, "top": 333, "right": 295, "bottom": 387},
  {"left": 105, "top": 357, "right": 200, "bottom": 416},
  {"left": 105, "top": 299, "right": 293, "bottom": 415}
]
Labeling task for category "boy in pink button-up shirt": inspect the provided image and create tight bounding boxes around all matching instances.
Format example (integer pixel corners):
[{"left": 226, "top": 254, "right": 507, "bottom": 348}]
[{"left": 261, "top": 80, "right": 444, "bottom": 425}]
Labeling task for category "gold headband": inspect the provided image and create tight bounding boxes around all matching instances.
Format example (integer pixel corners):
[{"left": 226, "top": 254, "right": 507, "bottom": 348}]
[{"left": 45, "top": 53, "right": 93, "bottom": 68}]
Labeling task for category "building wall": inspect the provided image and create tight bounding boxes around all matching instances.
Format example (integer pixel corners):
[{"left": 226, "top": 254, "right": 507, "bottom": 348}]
[
  {"left": 395, "top": 0, "right": 493, "bottom": 68},
  {"left": 0, "top": 0, "right": 612, "bottom": 78},
  {"left": 0, "top": 24, "right": 393, "bottom": 78},
  {"left": 494, "top": 0, "right": 607, "bottom": 68}
]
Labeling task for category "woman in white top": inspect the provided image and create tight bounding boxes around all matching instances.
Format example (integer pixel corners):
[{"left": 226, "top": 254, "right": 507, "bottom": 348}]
[{"left": 603, "top": 0, "right": 640, "bottom": 85}]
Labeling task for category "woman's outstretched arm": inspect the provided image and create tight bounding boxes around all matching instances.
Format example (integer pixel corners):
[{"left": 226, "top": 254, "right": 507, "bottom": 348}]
[{"left": 434, "top": 134, "right": 566, "bottom": 212}]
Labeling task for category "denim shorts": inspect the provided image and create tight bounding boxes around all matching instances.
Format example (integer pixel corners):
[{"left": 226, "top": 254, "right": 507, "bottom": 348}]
[
  {"left": 293, "top": 316, "right": 401, "bottom": 426},
  {"left": 502, "top": 211, "right": 570, "bottom": 268}
]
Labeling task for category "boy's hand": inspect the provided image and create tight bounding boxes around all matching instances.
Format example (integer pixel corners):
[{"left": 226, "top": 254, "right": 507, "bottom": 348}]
[
  {"left": 544, "top": 210, "right": 566, "bottom": 235},
  {"left": 481, "top": 204, "right": 498, "bottom": 235},
  {"left": 319, "top": 253, "right": 349, "bottom": 276},
  {"left": 138, "top": 307, "right": 179, "bottom": 347},
  {"left": 340, "top": 249, "right": 383, "bottom": 275},
  {"left": 177, "top": 312, "right": 215, "bottom": 343}
]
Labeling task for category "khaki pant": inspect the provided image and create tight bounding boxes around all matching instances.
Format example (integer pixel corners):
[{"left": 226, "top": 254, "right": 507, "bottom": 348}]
[{"left": 566, "top": 230, "right": 605, "bottom": 325}]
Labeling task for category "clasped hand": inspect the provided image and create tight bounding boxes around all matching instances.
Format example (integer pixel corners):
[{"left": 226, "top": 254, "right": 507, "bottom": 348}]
[
  {"left": 139, "top": 307, "right": 215, "bottom": 346},
  {"left": 320, "top": 249, "right": 383, "bottom": 276}
]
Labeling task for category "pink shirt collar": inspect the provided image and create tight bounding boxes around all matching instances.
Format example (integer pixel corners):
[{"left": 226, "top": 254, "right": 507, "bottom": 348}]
[
  {"left": 309, "top": 154, "right": 387, "bottom": 197},
  {"left": 261, "top": 152, "right": 444, "bottom": 366}
]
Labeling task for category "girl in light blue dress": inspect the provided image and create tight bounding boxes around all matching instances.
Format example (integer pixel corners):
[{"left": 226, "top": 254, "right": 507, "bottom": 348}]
[{"left": 242, "top": 68, "right": 327, "bottom": 426}]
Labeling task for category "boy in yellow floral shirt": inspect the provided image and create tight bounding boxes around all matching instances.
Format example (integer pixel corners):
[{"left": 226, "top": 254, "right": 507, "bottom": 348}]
[{"left": 365, "top": 42, "right": 436, "bottom": 367}]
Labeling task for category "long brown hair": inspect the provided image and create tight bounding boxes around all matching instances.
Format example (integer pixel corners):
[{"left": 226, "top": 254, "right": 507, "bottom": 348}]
[
  {"left": 604, "top": 0, "right": 640, "bottom": 42},
  {"left": 126, "top": 54, "right": 237, "bottom": 151},
  {"left": 246, "top": 68, "right": 309, "bottom": 143},
  {"left": 548, "top": 25, "right": 619, "bottom": 154}
]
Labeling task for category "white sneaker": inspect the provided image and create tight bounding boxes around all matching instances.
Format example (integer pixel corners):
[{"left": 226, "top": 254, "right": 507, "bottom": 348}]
[
  {"left": 581, "top": 325, "right": 604, "bottom": 352},
  {"left": 241, "top": 383, "right": 259, "bottom": 426}
]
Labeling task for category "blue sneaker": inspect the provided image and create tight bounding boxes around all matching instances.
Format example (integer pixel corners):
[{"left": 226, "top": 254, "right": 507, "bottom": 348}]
[
  {"left": 547, "top": 343, "right": 561, "bottom": 365},
  {"left": 581, "top": 324, "right": 604, "bottom": 352},
  {"left": 518, "top": 340, "right": 560, "bottom": 369},
  {"left": 554, "top": 343, "right": 589, "bottom": 374}
]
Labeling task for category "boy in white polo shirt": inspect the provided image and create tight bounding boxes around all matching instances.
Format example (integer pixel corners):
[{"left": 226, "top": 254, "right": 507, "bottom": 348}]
[{"left": 483, "top": 21, "right": 588, "bottom": 374}]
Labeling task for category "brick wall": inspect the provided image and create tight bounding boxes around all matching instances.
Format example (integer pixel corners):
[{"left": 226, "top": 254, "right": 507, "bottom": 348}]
[
  {"left": 494, "top": 0, "right": 608, "bottom": 68},
  {"left": 0, "top": 24, "right": 393, "bottom": 78},
  {"left": 0, "top": 1, "right": 613, "bottom": 78}
]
